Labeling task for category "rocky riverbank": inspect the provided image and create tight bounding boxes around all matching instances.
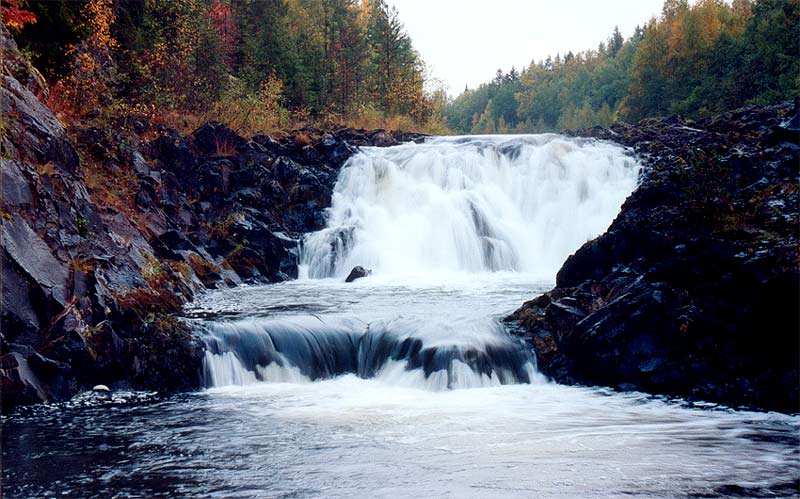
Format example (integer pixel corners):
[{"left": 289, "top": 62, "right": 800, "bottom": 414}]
[
  {"left": 1, "top": 25, "right": 423, "bottom": 413},
  {"left": 4, "top": 18, "right": 798, "bottom": 415},
  {"left": 506, "top": 102, "right": 800, "bottom": 413}
]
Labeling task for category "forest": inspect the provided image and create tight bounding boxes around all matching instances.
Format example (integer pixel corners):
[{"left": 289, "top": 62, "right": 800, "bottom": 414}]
[
  {"left": 3, "top": 0, "right": 449, "bottom": 134},
  {"left": 446, "top": 0, "right": 799, "bottom": 134},
  {"left": 2, "top": 0, "right": 798, "bottom": 136},
  {"left": 2, "top": 0, "right": 799, "bottom": 495}
]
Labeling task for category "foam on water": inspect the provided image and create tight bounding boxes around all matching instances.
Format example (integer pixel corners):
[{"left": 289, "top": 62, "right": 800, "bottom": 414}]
[
  {"left": 6, "top": 136, "right": 797, "bottom": 499},
  {"left": 197, "top": 314, "right": 543, "bottom": 390},
  {"left": 301, "top": 135, "right": 639, "bottom": 279},
  {"left": 198, "top": 135, "right": 639, "bottom": 389},
  {"left": 6, "top": 373, "right": 798, "bottom": 498}
]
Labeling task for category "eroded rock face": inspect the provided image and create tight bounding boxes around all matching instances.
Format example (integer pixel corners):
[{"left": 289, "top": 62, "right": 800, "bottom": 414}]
[
  {"left": 0, "top": 74, "right": 78, "bottom": 172},
  {"left": 506, "top": 103, "right": 800, "bottom": 413},
  {"left": 0, "top": 25, "right": 428, "bottom": 413}
]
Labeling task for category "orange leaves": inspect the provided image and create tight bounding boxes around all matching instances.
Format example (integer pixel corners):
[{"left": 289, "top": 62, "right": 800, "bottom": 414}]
[
  {"left": 83, "top": 0, "right": 118, "bottom": 52},
  {"left": 1, "top": 0, "right": 36, "bottom": 32},
  {"left": 51, "top": 0, "right": 118, "bottom": 120},
  {"left": 46, "top": 80, "right": 79, "bottom": 122}
]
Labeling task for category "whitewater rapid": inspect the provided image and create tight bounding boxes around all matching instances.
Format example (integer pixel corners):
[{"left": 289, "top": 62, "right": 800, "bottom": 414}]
[
  {"left": 196, "top": 135, "right": 640, "bottom": 389},
  {"left": 7, "top": 137, "right": 797, "bottom": 499},
  {"left": 301, "top": 135, "right": 639, "bottom": 279}
]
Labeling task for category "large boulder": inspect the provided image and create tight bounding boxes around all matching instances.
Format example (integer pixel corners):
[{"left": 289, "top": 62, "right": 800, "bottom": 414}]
[
  {"left": 508, "top": 102, "right": 800, "bottom": 413},
  {"left": 0, "top": 24, "right": 433, "bottom": 414}
]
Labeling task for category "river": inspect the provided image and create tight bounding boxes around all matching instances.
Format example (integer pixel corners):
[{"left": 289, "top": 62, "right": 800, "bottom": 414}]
[{"left": 3, "top": 136, "right": 797, "bottom": 498}]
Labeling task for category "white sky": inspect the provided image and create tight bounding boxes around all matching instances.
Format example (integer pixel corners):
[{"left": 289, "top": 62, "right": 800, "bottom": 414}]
[{"left": 388, "top": 0, "right": 666, "bottom": 95}]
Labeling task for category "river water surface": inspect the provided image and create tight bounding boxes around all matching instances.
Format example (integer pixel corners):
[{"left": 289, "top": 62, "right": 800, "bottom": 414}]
[{"left": 3, "top": 136, "right": 798, "bottom": 498}]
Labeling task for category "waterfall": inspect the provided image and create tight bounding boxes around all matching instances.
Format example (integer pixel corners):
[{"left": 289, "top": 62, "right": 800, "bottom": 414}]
[
  {"left": 199, "top": 315, "right": 540, "bottom": 390},
  {"left": 198, "top": 134, "right": 640, "bottom": 390},
  {"left": 301, "top": 134, "right": 639, "bottom": 279}
]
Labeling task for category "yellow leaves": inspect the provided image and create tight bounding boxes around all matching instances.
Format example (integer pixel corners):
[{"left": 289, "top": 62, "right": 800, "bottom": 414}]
[
  {"left": 83, "top": 0, "right": 118, "bottom": 51},
  {"left": 666, "top": 15, "right": 686, "bottom": 54},
  {"left": 48, "top": 0, "right": 120, "bottom": 121},
  {"left": 260, "top": 72, "right": 285, "bottom": 113},
  {"left": 662, "top": 0, "right": 738, "bottom": 57}
]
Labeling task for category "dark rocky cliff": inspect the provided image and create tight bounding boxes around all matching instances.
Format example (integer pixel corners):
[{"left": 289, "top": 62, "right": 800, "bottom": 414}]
[
  {"left": 4, "top": 21, "right": 797, "bottom": 415},
  {"left": 0, "top": 25, "right": 423, "bottom": 413},
  {"left": 506, "top": 102, "right": 800, "bottom": 413}
]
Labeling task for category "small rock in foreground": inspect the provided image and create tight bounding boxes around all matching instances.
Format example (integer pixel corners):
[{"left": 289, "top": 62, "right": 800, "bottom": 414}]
[{"left": 345, "top": 266, "right": 372, "bottom": 283}]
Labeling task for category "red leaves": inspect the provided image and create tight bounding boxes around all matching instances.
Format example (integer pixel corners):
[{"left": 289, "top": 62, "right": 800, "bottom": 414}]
[
  {"left": 2, "top": 0, "right": 37, "bottom": 32},
  {"left": 208, "top": 0, "right": 237, "bottom": 69}
]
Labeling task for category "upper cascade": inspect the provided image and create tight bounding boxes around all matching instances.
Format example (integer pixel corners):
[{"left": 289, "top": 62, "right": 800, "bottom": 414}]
[{"left": 301, "top": 135, "right": 640, "bottom": 279}]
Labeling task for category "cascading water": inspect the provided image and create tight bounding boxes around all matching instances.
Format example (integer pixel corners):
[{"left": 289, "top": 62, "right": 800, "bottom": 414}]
[
  {"left": 16, "top": 136, "right": 794, "bottom": 499},
  {"left": 301, "top": 135, "right": 639, "bottom": 278},
  {"left": 198, "top": 315, "right": 539, "bottom": 390},
  {"left": 197, "top": 135, "right": 640, "bottom": 390}
]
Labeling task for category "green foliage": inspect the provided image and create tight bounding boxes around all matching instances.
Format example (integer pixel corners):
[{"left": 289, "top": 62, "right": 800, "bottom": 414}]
[
  {"left": 76, "top": 215, "right": 89, "bottom": 237},
  {"left": 736, "top": 0, "right": 800, "bottom": 104},
  {"left": 446, "top": 0, "right": 799, "bottom": 133},
  {"left": 13, "top": 0, "right": 442, "bottom": 132}
]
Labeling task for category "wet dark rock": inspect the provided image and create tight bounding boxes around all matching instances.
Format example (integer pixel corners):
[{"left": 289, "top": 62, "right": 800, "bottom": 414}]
[
  {"left": 369, "top": 130, "right": 397, "bottom": 147},
  {"left": 2, "top": 216, "right": 69, "bottom": 309},
  {"left": 0, "top": 25, "right": 431, "bottom": 414},
  {"left": 1, "top": 252, "right": 42, "bottom": 344},
  {"left": 150, "top": 230, "right": 200, "bottom": 261},
  {"left": 345, "top": 266, "right": 372, "bottom": 283},
  {"left": 0, "top": 75, "right": 79, "bottom": 172},
  {"left": 318, "top": 132, "right": 356, "bottom": 164},
  {"left": 222, "top": 211, "right": 299, "bottom": 282},
  {"left": 509, "top": 102, "right": 800, "bottom": 413},
  {"left": 1, "top": 160, "right": 33, "bottom": 206},
  {"left": 192, "top": 121, "right": 247, "bottom": 156}
]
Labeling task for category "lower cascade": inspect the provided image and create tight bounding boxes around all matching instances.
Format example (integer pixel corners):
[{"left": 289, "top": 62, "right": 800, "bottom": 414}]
[
  {"left": 198, "top": 134, "right": 640, "bottom": 390},
  {"left": 199, "top": 316, "right": 540, "bottom": 390}
]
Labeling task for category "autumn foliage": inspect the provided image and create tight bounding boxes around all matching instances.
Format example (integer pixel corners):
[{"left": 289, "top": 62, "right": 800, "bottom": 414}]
[
  {"left": 7, "top": 0, "right": 446, "bottom": 133},
  {"left": 47, "top": 0, "right": 118, "bottom": 120},
  {"left": 1, "top": 0, "right": 36, "bottom": 32},
  {"left": 447, "top": 0, "right": 799, "bottom": 133}
]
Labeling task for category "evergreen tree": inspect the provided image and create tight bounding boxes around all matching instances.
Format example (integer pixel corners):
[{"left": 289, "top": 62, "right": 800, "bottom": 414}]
[
  {"left": 447, "top": 0, "right": 798, "bottom": 133},
  {"left": 608, "top": 26, "right": 624, "bottom": 57}
]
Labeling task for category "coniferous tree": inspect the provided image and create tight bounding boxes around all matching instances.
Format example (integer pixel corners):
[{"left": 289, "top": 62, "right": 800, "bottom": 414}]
[{"left": 447, "top": 0, "right": 798, "bottom": 133}]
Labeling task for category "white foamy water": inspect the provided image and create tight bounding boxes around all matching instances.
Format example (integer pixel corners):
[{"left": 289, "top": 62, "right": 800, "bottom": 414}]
[
  {"left": 180, "top": 275, "right": 798, "bottom": 498},
  {"left": 194, "top": 274, "right": 550, "bottom": 390},
  {"left": 196, "top": 377, "right": 798, "bottom": 498},
  {"left": 301, "top": 135, "right": 639, "bottom": 279},
  {"left": 162, "top": 135, "right": 798, "bottom": 498},
  {"left": 6, "top": 372, "right": 797, "bottom": 499},
  {"left": 5, "top": 136, "right": 795, "bottom": 499},
  {"left": 198, "top": 135, "right": 639, "bottom": 390}
]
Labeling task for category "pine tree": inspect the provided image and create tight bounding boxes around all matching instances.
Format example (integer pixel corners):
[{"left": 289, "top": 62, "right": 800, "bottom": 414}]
[
  {"left": 609, "top": 26, "right": 624, "bottom": 57},
  {"left": 365, "top": 0, "right": 425, "bottom": 118}
]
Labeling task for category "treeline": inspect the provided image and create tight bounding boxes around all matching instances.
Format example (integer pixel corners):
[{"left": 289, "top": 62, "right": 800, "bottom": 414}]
[
  {"left": 6, "top": 0, "right": 448, "bottom": 133},
  {"left": 447, "top": 0, "right": 799, "bottom": 134}
]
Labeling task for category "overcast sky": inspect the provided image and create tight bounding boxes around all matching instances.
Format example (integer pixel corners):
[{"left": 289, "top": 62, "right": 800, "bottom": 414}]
[{"left": 388, "top": 0, "right": 666, "bottom": 96}]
